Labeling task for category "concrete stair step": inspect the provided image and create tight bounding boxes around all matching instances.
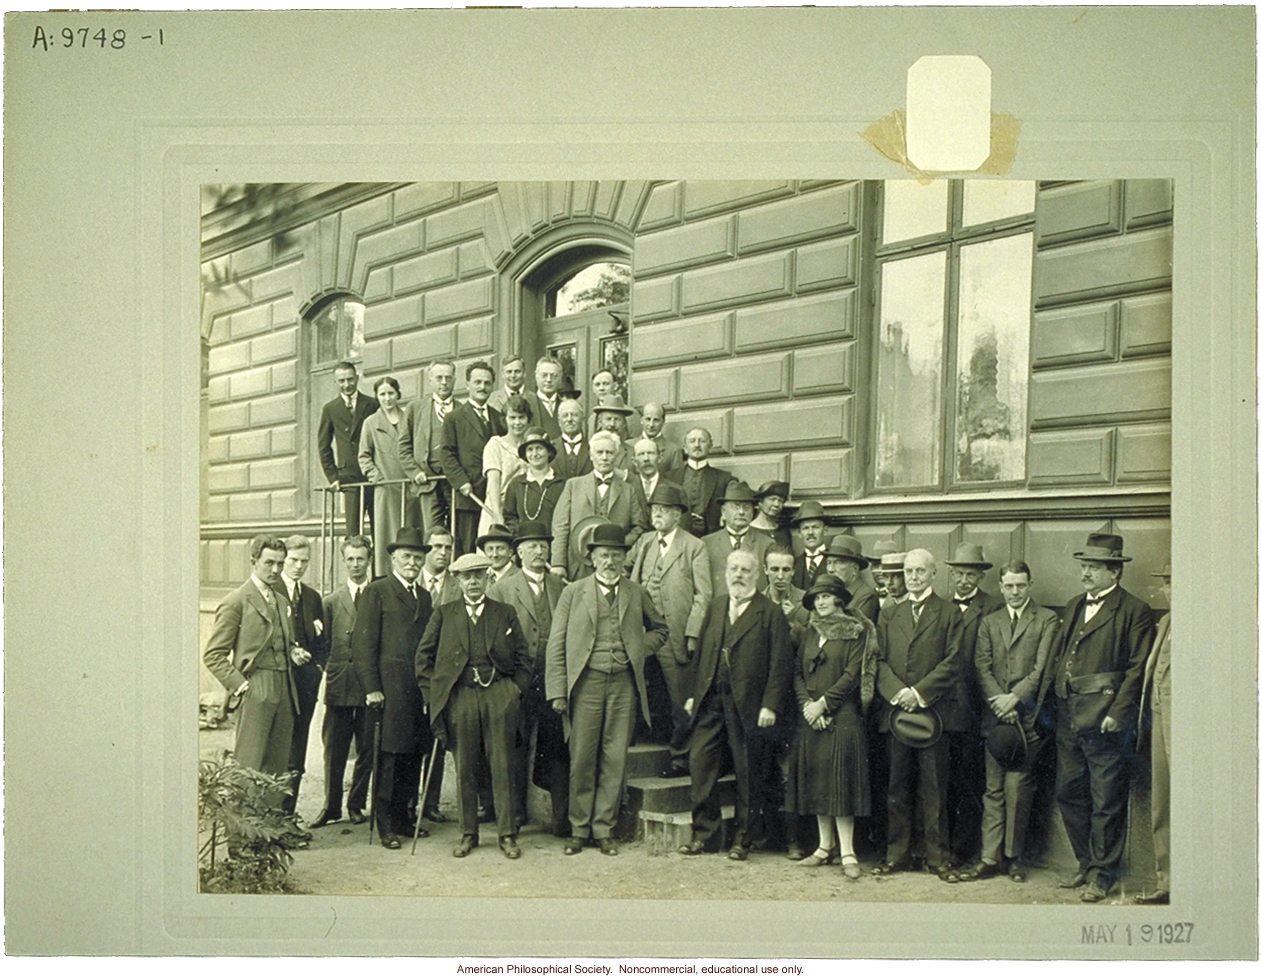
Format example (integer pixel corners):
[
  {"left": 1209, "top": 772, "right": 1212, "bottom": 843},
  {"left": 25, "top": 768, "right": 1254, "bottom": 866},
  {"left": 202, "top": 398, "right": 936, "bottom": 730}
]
[
  {"left": 625, "top": 772, "right": 735, "bottom": 815},
  {"left": 624, "top": 742, "right": 671, "bottom": 780},
  {"left": 639, "top": 806, "right": 736, "bottom": 853}
]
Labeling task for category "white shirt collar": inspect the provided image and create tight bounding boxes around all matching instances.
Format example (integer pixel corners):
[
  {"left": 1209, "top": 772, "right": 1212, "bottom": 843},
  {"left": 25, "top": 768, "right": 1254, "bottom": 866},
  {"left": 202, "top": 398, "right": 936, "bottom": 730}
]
[
  {"left": 280, "top": 573, "right": 301, "bottom": 598},
  {"left": 1086, "top": 584, "right": 1118, "bottom": 602},
  {"left": 394, "top": 571, "right": 418, "bottom": 591},
  {"left": 686, "top": 458, "right": 709, "bottom": 470},
  {"left": 250, "top": 575, "right": 274, "bottom": 600},
  {"left": 657, "top": 527, "right": 678, "bottom": 548},
  {"left": 1009, "top": 599, "right": 1031, "bottom": 618},
  {"left": 522, "top": 568, "right": 546, "bottom": 585},
  {"left": 908, "top": 588, "right": 932, "bottom": 604},
  {"left": 526, "top": 467, "right": 556, "bottom": 484}
]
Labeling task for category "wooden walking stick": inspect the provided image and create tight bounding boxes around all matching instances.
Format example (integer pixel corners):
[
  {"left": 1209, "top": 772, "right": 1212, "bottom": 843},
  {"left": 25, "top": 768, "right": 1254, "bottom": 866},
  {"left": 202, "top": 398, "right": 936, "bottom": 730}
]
[
  {"left": 411, "top": 737, "right": 442, "bottom": 855},
  {"left": 366, "top": 707, "right": 382, "bottom": 846}
]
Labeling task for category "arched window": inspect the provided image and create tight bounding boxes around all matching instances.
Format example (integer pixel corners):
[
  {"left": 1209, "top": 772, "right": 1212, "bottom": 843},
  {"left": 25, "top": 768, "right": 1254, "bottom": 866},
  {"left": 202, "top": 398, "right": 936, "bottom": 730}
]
[
  {"left": 307, "top": 292, "right": 365, "bottom": 366},
  {"left": 547, "top": 261, "right": 631, "bottom": 317}
]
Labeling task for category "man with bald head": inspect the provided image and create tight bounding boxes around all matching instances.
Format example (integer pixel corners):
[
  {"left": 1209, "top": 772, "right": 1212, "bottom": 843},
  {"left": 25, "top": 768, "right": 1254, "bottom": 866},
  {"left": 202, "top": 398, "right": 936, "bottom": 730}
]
[
  {"left": 872, "top": 548, "right": 966, "bottom": 878},
  {"left": 663, "top": 427, "right": 733, "bottom": 539},
  {"left": 639, "top": 402, "right": 683, "bottom": 472}
]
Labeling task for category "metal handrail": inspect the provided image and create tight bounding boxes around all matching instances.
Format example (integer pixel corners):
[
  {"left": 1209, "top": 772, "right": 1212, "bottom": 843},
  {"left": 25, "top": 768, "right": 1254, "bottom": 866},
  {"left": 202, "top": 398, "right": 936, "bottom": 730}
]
[{"left": 318, "top": 478, "right": 411, "bottom": 592}]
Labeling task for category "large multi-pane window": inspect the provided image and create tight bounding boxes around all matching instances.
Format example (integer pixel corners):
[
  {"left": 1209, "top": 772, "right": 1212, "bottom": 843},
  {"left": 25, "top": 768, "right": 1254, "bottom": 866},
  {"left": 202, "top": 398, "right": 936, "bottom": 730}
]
[{"left": 874, "top": 180, "right": 1035, "bottom": 491}]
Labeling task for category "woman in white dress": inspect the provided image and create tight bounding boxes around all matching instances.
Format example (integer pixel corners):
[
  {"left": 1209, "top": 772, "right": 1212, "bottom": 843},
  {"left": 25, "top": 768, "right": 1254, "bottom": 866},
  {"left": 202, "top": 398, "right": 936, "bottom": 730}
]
[{"left": 479, "top": 393, "right": 531, "bottom": 535}]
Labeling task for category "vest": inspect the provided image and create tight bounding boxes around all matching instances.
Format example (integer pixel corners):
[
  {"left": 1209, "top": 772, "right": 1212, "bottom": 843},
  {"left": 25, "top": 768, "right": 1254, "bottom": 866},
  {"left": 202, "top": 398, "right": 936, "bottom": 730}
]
[
  {"left": 255, "top": 597, "right": 289, "bottom": 670},
  {"left": 589, "top": 584, "right": 628, "bottom": 673},
  {"left": 1055, "top": 604, "right": 1094, "bottom": 698},
  {"left": 643, "top": 540, "right": 667, "bottom": 609},
  {"left": 529, "top": 579, "right": 553, "bottom": 658},
  {"left": 594, "top": 477, "right": 612, "bottom": 517}
]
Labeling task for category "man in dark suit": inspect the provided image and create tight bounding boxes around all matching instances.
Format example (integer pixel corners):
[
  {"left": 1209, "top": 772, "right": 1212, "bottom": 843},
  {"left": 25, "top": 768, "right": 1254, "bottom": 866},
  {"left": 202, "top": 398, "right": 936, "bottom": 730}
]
[
  {"left": 824, "top": 535, "right": 880, "bottom": 623},
  {"left": 413, "top": 527, "right": 460, "bottom": 821},
  {"left": 1040, "top": 533, "right": 1154, "bottom": 902},
  {"left": 524, "top": 356, "right": 565, "bottom": 440},
  {"left": 546, "top": 524, "right": 669, "bottom": 856},
  {"left": 628, "top": 437, "right": 681, "bottom": 519},
  {"left": 955, "top": 559, "right": 1059, "bottom": 883},
  {"left": 790, "top": 501, "right": 830, "bottom": 590},
  {"left": 872, "top": 548, "right": 966, "bottom": 878},
  {"left": 551, "top": 397, "right": 593, "bottom": 482},
  {"left": 416, "top": 553, "right": 532, "bottom": 858},
  {"left": 203, "top": 535, "right": 306, "bottom": 812},
  {"left": 678, "top": 549, "right": 793, "bottom": 859},
  {"left": 440, "top": 360, "right": 506, "bottom": 556},
  {"left": 487, "top": 520, "right": 569, "bottom": 835},
  {"left": 663, "top": 427, "right": 732, "bottom": 539},
  {"left": 1136, "top": 564, "right": 1172, "bottom": 904},
  {"left": 352, "top": 527, "right": 434, "bottom": 849},
  {"left": 311, "top": 535, "right": 375, "bottom": 828},
  {"left": 702, "top": 481, "right": 770, "bottom": 597},
  {"left": 276, "top": 535, "right": 328, "bottom": 818},
  {"left": 399, "top": 359, "right": 457, "bottom": 536},
  {"left": 317, "top": 361, "right": 379, "bottom": 535},
  {"left": 942, "top": 542, "right": 1008, "bottom": 868},
  {"left": 639, "top": 402, "right": 684, "bottom": 473}
]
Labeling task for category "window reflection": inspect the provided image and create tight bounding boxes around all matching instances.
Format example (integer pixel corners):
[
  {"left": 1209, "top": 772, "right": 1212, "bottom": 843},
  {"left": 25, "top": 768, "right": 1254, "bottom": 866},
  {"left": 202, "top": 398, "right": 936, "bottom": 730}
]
[
  {"left": 882, "top": 181, "right": 948, "bottom": 244},
  {"left": 311, "top": 297, "right": 365, "bottom": 364},
  {"left": 962, "top": 180, "right": 1036, "bottom": 227}
]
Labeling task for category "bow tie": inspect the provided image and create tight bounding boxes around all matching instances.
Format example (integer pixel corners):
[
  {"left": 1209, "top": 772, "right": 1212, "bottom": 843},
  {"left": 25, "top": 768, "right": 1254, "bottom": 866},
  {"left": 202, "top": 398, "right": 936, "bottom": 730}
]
[
  {"left": 596, "top": 476, "right": 613, "bottom": 486},
  {"left": 1085, "top": 596, "right": 1106, "bottom": 607},
  {"left": 955, "top": 595, "right": 974, "bottom": 606}
]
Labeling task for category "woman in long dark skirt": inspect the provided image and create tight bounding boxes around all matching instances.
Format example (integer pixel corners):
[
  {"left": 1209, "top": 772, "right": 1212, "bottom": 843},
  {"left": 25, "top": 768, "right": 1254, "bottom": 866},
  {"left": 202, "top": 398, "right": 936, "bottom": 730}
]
[{"left": 787, "top": 574, "right": 878, "bottom": 879}]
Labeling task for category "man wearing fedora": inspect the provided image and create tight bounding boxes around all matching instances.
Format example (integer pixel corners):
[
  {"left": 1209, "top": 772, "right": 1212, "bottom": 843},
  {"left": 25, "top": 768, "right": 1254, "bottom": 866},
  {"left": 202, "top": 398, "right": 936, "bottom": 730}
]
[
  {"left": 1136, "top": 564, "right": 1172, "bottom": 904},
  {"left": 679, "top": 549, "right": 794, "bottom": 860},
  {"left": 663, "top": 427, "right": 733, "bottom": 539},
  {"left": 703, "top": 481, "right": 771, "bottom": 597},
  {"left": 552, "top": 397, "right": 594, "bottom": 483},
  {"left": 546, "top": 524, "right": 668, "bottom": 855},
  {"left": 440, "top": 360, "right": 507, "bottom": 556},
  {"left": 488, "top": 521, "right": 570, "bottom": 836},
  {"left": 824, "top": 535, "right": 880, "bottom": 623},
  {"left": 477, "top": 523, "right": 519, "bottom": 586},
  {"left": 639, "top": 401, "right": 684, "bottom": 473},
  {"left": 591, "top": 394, "right": 637, "bottom": 474},
  {"left": 628, "top": 483, "right": 712, "bottom": 779},
  {"left": 790, "top": 501, "right": 830, "bottom": 591},
  {"left": 352, "top": 527, "right": 435, "bottom": 849},
  {"left": 416, "top": 553, "right": 532, "bottom": 858},
  {"left": 551, "top": 430, "right": 650, "bottom": 581},
  {"left": 955, "top": 559, "right": 1059, "bottom": 883},
  {"left": 872, "top": 548, "right": 966, "bottom": 878},
  {"left": 1041, "top": 533, "right": 1155, "bottom": 902}
]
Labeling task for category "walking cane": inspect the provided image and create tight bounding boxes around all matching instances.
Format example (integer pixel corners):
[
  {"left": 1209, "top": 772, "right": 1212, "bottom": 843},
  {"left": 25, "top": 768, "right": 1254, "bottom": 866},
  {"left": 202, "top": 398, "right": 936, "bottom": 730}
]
[
  {"left": 411, "top": 737, "right": 442, "bottom": 855},
  {"left": 367, "top": 708, "right": 382, "bottom": 846}
]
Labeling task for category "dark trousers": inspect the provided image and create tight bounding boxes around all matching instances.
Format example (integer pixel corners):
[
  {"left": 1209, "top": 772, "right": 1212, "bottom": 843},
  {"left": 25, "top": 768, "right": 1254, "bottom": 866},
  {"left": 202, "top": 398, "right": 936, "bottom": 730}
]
[
  {"left": 453, "top": 506, "right": 479, "bottom": 556},
  {"left": 375, "top": 749, "right": 421, "bottom": 838},
  {"left": 449, "top": 679, "right": 520, "bottom": 840},
  {"left": 321, "top": 704, "right": 373, "bottom": 817},
  {"left": 886, "top": 733, "right": 950, "bottom": 868},
  {"left": 689, "top": 684, "right": 767, "bottom": 850},
  {"left": 340, "top": 485, "right": 374, "bottom": 536},
  {"left": 282, "top": 663, "right": 323, "bottom": 814},
  {"left": 1055, "top": 708, "right": 1133, "bottom": 889},
  {"left": 946, "top": 730, "right": 985, "bottom": 864}
]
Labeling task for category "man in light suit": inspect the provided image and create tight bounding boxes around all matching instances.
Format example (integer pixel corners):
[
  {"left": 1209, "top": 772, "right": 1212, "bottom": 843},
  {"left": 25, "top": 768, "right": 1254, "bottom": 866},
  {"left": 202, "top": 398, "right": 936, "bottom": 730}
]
[
  {"left": 317, "top": 361, "right": 379, "bottom": 535},
  {"left": 546, "top": 523, "right": 669, "bottom": 855},
  {"left": 399, "top": 360, "right": 458, "bottom": 536},
  {"left": 277, "top": 535, "right": 328, "bottom": 818},
  {"left": 416, "top": 553, "right": 532, "bottom": 858},
  {"left": 628, "top": 484, "right": 712, "bottom": 779},
  {"left": 678, "top": 549, "right": 793, "bottom": 859},
  {"left": 440, "top": 360, "right": 507, "bottom": 555},
  {"left": 1136, "top": 564, "right": 1172, "bottom": 904},
  {"left": 1040, "top": 533, "right": 1154, "bottom": 903},
  {"left": 487, "top": 520, "right": 569, "bottom": 835},
  {"left": 872, "top": 548, "right": 966, "bottom": 878},
  {"left": 488, "top": 355, "right": 530, "bottom": 413},
  {"left": 639, "top": 401, "right": 684, "bottom": 473},
  {"left": 955, "top": 559, "right": 1059, "bottom": 883},
  {"left": 551, "top": 397, "right": 593, "bottom": 482},
  {"left": 550, "top": 431, "right": 650, "bottom": 581},
  {"left": 203, "top": 535, "right": 307, "bottom": 809},
  {"left": 703, "top": 481, "right": 770, "bottom": 597},
  {"left": 663, "top": 427, "right": 732, "bottom": 539},
  {"left": 311, "top": 535, "right": 375, "bottom": 829}
]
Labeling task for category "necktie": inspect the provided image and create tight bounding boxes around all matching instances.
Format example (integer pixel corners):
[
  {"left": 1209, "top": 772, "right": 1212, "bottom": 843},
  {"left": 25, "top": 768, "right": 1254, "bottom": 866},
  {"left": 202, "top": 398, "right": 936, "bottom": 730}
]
[
  {"left": 807, "top": 554, "right": 820, "bottom": 574},
  {"left": 435, "top": 398, "right": 451, "bottom": 423},
  {"left": 527, "top": 576, "right": 542, "bottom": 598},
  {"left": 912, "top": 601, "right": 923, "bottom": 625},
  {"left": 731, "top": 534, "right": 743, "bottom": 551},
  {"left": 602, "top": 584, "right": 617, "bottom": 606},
  {"left": 475, "top": 406, "right": 488, "bottom": 426},
  {"left": 351, "top": 585, "right": 360, "bottom": 608},
  {"left": 467, "top": 603, "right": 481, "bottom": 624}
]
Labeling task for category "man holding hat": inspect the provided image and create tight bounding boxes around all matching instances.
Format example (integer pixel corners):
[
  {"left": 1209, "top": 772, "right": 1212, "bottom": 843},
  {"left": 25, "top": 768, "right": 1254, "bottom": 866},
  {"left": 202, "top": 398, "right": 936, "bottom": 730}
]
[
  {"left": 1040, "top": 532, "right": 1154, "bottom": 903},
  {"left": 1136, "top": 564, "right": 1172, "bottom": 904},
  {"left": 956, "top": 559, "right": 1059, "bottom": 883},
  {"left": 663, "top": 427, "right": 732, "bottom": 539},
  {"left": 503, "top": 427, "right": 565, "bottom": 536},
  {"left": 791, "top": 501, "right": 830, "bottom": 591},
  {"left": 416, "top": 552, "right": 532, "bottom": 858},
  {"left": 629, "top": 483, "right": 712, "bottom": 779},
  {"left": 824, "top": 535, "right": 880, "bottom": 623},
  {"left": 703, "top": 481, "right": 771, "bottom": 597},
  {"left": 352, "top": 527, "right": 435, "bottom": 849},
  {"left": 546, "top": 524, "right": 668, "bottom": 855},
  {"left": 477, "top": 523, "right": 519, "bottom": 585}
]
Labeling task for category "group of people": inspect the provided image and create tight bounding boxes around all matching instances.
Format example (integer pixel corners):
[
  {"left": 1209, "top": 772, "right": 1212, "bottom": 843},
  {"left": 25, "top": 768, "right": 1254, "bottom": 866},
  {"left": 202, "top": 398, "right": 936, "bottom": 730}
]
[{"left": 205, "top": 354, "right": 1171, "bottom": 904}]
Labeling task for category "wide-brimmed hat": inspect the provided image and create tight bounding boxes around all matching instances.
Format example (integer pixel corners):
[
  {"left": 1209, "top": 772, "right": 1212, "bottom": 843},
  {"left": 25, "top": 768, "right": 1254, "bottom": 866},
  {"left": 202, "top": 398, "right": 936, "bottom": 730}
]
[
  {"left": 572, "top": 515, "right": 613, "bottom": 558},
  {"left": 587, "top": 522, "right": 631, "bottom": 552},
  {"left": 1150, "top": 563, "right": 1172, "bottom": 578},
  {"left": 791, "top": 500, "right": 827, "bottom": 525},
  {"left": 878, "top": 552, "right": 907, "bottom": 573},
  {"left": 592, "top": 394, "right": 635, "bottom": 417},
  {"left": 558, "top": 386, "right": 583, "bottom": 401},
  {"left": 648, "top": 483, "right": 689, "bottom": 511},
  {"left": 513, "top": 520, "right": 553, "bottom": 545},
  {"left": 1073, "top": 533, "right": 1132, "bottom": 563},
  {"left": 517, "top": 427, "right": 557, "bottom": 462},
  {"left": 986, "top": 722, "right": 1028, "bottom": 770},
  {"left": 824, "top": 535, "right": 869, "bottom": 570},
  {"left": 387, "top": 527, "right": 431, "bottom": 554},
  {"left": 476, "top": 523, "right": 515, "bottom": 550},
  {"left": 449, "top": 553, "right": 492, "bottom": 574},
  {"left": 755, "top": 480, "right": 790, "bottom": 501},
  {"left": 802, "top": 574, "right": 853, "bottom": 611},
  {"left": 944, "top": 543, "right": 992, "bottom": 569},
  {"left": 890, "top": 706, "right": 942, "bottom": 749},
  {"left": 717, "top": 481, "right": 757, "bottom": 505},
  {"left": 867, "top": 539, "right": 900, "bottom": 564}
]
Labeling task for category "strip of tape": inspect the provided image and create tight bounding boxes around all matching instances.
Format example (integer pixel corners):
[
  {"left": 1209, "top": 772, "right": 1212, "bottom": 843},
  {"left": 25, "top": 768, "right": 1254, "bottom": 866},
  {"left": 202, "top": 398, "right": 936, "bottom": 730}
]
[{"left": 906, "top": 55, "right": 992, "bottom": 172}]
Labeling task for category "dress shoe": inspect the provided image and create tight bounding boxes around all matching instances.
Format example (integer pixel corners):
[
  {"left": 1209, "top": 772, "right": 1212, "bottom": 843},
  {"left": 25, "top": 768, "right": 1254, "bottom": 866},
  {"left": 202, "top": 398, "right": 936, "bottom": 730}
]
[
  {"left": 926, "top": 864, "right": 955, "bottom": 882},
  {"left": 452, "top": 835, "right": 478, "bottom": 858},
  {"left": 798, "top": 847, "right": 838, "bottom": 867},
  {"left": 1009, "top": 863, "right": 1029, "bottom": 883},
  {"left": 677, "top": 841, "right": 707, "bottom": 856},
  {"left": 309, "top": 810, "right": 341, "bottom": 829},
  {"left": 410, "top": 825, "right": 431, "bottom": 839},
  {"left": 870, "top": 861, "right": 906, "bottom": 877},
  {"left": 1080, "top": 880, "right": 1109, "bottom": 903},
  {"left": 657, "top": 763, "right": 689, "bottom": 779},
  {"left": 840, "top": 856, "right": 862, "bottom": 880},
  {"left": 499, "top": 836, "right": 521, "bottom": 859},
  {"left": 1135, "top": 890, "right": 1170, "bottom": 905},
  {"left": 380, "top": 834, "right": 401, "bottom": 850},
  {"left": 348, "top": 810, "right": 368, "bottom": 825},
  {"left": 598, "top": 838, "right": 619, "bottom": 856},
  {"left": 956, "top": 860, "right": 1001, "bottom": 882},
  {"left": 423, "top": 808, "right": 448, "bottom": 824},
  {"left": 1058, "top": 868, "right": 1089, "bottom": 889},
  {"left": 563, "top": 836, "right": 585, "bottom": 855},
  {"left": 785, "top": 844, "right": 807, "bottom": 862},
  {"left": 727, "top": 845, "right": 748, "bottom": 861}
]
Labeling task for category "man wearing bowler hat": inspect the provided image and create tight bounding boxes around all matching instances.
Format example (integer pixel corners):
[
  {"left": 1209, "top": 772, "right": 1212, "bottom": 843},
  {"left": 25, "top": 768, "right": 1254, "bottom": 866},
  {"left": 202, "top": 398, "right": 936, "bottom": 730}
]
[
  {"left": 352, "top": 527, "right": 434, "bottom": 849},
  {"left": 703, "top": 481, "right": 771, "bottom": 597},
  {"left": 416, "top": 552, "right": 532, "bottom": 858},
  {"left": 546, "top": 523, "right": 668, "bottom": 855},
  {"left": 791, "top": 501, "right": 831, "bottom": 590},
  {"left": 824, "top": 535, "right": 880, "bottom": 623},
  {"left": 1040, "top": 532, "right": 1154, "bottom": 902},
  {"left": 872, "top": 548, "right": 966, "bottom": 878}
]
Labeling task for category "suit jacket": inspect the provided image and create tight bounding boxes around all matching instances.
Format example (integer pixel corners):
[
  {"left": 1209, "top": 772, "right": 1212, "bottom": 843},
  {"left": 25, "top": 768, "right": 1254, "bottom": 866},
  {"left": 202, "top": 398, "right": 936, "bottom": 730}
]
[
  {"left": 487, "top": 570, "right": 566, "bottom": 667},
  {"left": 1038, "top": 586, "right": 1154, "bottom": 732},
  {"left": 352, "top": 574, "right": 433, "bottom": 753},
  {"left": 280, "top": 579, "right": 328, "bottom": 713},
  {"left": 646, "top": 434, "right": 684, "bottom": 474},
  {"left": 399, "top": 395, "right": 455, "bottom": 493},
  {"left": 321, "top": 583, "right": 365, "bottom": 707},
  {"left": 627, "top": 475, "right": 683, "bottom": 524},
  {"left": 703, "top": 528, "right": 771, "bottom": 597},
  {"left": 663, "top": 462, "right": 733, "bottom": 538},
  {"left": 974, "top": 601, "right": 1060, "bottom": 736},
  {"left": 440, "top": 400, "right": 506, "bottom": 512},
  {"left": 545, "top": 575, "right": 669, "bottom": 728},
  {"left": 552, "top": 434, "right": 593, "bottom": 482},
  {"left": 846, "top": 578, "right": 881, "bottom": 625},
  {"left": 551, "top": 470, "right": 650, "bottom": 580},
  {"left": 1138, "top": 612, "right": 1171, "bottom": 750},
  {"left": 629, "top": 528, "right": 712, "bottom": 666},
  {"left": 875, "top": 592, "right": 967, "bottom": 732},
  {"left": 950, "top": 588, "right": 1007, "bottom": 729},
  {"left": 317, "top": 392, "right": 379, "bottom": 484},
  {"left": 523, "top": 391, "right": 564, "bottom": 440},
  {"left": 489, "top": 385, "right": 531, "bottom": 414},
  {"left": 763, "top": 583, "right": 811, "bottom": 645},
  {"left": 685, "top": 591, "right": 794, "bottom": 728},
  {"left": 792, "top": 549, "right": 829, "bottom": 591},
  {"left": 420, "top": 570, "right": 462, "bottom": 610},
  {"left": 486, "top": 564, "right": 520, "bottom": 587},
  {"left": 415, "top": 598, "right": 532, "bottom": 744},
  {"left": 203, "top": 578, "right": 298, "bottom": 707}
]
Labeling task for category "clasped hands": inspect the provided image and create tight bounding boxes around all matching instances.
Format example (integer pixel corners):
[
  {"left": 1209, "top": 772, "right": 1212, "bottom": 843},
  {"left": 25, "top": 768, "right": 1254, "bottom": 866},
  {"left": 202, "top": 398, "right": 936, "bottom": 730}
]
[{"left": 801, "top": 697, "right": 829, "bottom": 731}]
